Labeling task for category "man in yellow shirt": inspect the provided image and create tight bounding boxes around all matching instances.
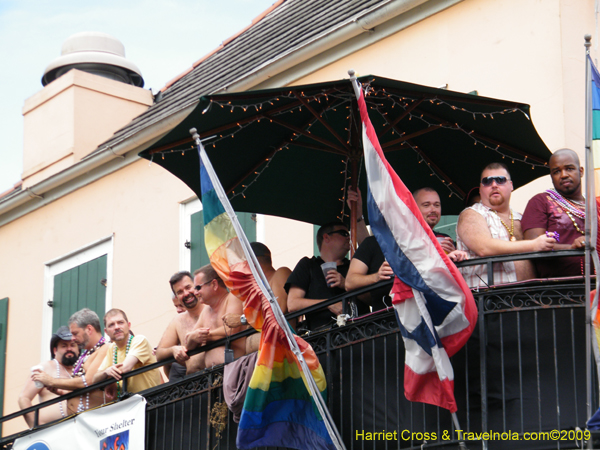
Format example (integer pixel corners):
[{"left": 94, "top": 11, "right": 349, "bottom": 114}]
[{"left": 94, "top": 309, "right": 161, "bottom": 398}]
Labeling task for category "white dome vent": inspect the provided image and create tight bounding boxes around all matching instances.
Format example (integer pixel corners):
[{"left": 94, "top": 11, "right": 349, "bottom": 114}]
[{"left": 42, "top": 32, "right": 144, "bottom": 87}]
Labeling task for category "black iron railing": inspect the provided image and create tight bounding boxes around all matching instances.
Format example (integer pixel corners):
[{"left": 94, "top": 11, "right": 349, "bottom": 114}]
[{"left": 0, "top": 249, "right": 596, "bottom": 450}]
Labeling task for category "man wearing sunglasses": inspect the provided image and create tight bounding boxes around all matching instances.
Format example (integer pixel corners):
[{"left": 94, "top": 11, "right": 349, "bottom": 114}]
[
  {"left": 457, "top": 162, "right": 555, "bottom": 288},
  {"left": 286, "top": 222, "right": 370, "bottom": 330},
  {"left": 185, "top": 264, "right": 245, "bottom": 373},
  {"left": 521, "top": 149, "right": 587, "bottom": 277}
]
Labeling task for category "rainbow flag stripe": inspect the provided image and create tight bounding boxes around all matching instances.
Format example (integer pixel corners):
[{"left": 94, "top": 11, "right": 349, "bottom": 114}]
[{"left": 591, "top": 55, "right": 600, "bottom": 169}]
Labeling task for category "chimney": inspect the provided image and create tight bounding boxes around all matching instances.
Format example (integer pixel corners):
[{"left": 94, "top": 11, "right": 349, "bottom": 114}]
[{"left": 21, "top": 32, "right": 153, "bottom": 188}]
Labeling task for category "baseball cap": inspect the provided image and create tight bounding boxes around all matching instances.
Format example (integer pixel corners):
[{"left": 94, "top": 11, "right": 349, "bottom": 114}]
[{"left": 50, "top": 326, "right": 73, "bottom": 359}]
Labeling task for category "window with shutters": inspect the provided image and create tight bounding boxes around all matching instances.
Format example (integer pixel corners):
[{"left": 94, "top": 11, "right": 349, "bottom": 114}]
[{"left": 42, "top": 236, "right": 113, "bottom": 360}]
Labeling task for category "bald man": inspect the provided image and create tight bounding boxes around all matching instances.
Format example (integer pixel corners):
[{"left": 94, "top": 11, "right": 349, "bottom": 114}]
[{"left": 521, "top": 148, "right": 587, "bottom": 278}]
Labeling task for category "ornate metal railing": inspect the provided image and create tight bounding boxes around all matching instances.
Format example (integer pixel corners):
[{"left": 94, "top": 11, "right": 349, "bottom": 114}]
[{"left": 0, "top": 249, "right": 596, "bottom": 450}]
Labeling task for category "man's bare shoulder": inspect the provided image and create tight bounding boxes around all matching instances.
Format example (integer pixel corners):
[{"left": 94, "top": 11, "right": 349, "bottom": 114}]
[
  {"left": 272, "top": 267, "right": 292, "bottom": 284},
  {"left": 41, "top": 359, "right": 55, "bottom": 372},
  {"left": 458, "top": 207, "right": 480, "bottom": 223},
  {"left": 457, "top": 208, "right": 487, "bottom": 231},
  {"left": 225, "top": 293, "right": 243, "bottom": 314}
]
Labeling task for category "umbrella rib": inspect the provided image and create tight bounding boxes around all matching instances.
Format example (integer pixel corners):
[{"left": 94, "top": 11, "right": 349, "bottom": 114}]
[
  {"left": 411, "top": 106, "right": 548, "bottom": 165},
  {"left": 377, "top": 97, "right": 425, "bottom": 139},
  {"left": 265, "top": 115, "right": 347, "bottom": 155},
  {"left": 381, "top": 125, "right": 443, "bottom": 148},
  {"left": 224, "top": 146, "right": 281, "bottom": 195},
  {"left": 291, "top": 142, "right": 349, "bottom": 155},
  {"left": 380, "top": 86, "right": 526, "bottom": 109},
  {"left": 147, "top": 100, "right": 308, "bottom": 155},
  {"left": 405, "top": 138, "right": 465, "bottom": 198},
  {"left": 292, "top": 91, "right": 352, "bottom": 152}
]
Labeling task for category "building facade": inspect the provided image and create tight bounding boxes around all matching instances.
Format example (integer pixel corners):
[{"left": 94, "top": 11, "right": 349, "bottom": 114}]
[{"left": 0, "top": 0, "right": 597, "bottom": 436}]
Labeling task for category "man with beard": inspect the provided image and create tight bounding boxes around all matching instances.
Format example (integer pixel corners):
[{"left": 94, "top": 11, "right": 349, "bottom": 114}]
[
  {"left": 32, "top": 309, "right": 109, "bottom": 414},
  {"left": 457, "top": 162, "right": 556, "bottom": 288},
  {"left": 522, "top": 149, "right": 588, "bottom": 277},
  {"left": 413, "top": 187, "right": 456, "bottom": 253},
  {"left": 156, "top": 271, "right": 205, "bottom": 373},
  {"left": 20, "top": 326, "right": 79, "bottom": 426},
  {"left": 94, "top": 309, "right": 161, "bottom": 398},
  {"left": 185, "top": 265, "right": 245, "bottom": 373}
]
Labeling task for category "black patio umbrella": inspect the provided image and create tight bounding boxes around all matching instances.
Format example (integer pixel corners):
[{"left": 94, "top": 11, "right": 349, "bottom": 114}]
[{"left": 140, "top": 75, "right": 552, "bottom": 228}]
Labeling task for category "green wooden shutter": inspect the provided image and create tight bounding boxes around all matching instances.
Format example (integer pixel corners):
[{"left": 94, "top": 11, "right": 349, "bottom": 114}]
[
  {"left": 190, "top": 211, "right": 256, "bottom": 272},
  {"left": 52, "top": 255, "right": 107, "bottom": 331},
  {"left": 434, "top": 215, "right": 459, "bottom": 242},
  {"left": 313, "top": 225, "right": 320, "bottom": 257},
  {"left": 0, "top": 297, "right": 8, "bottom": 429}
]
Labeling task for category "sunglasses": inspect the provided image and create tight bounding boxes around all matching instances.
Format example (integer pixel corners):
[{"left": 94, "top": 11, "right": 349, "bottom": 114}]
[
  {"left": 481, "top": 176, "right": 508, "bottom": 186},
  {"left": 328, "top": 229, "right": 350, "bottom": 238},
  {"left": 194, "top": 279, "right": 215, "bottom": 290}
]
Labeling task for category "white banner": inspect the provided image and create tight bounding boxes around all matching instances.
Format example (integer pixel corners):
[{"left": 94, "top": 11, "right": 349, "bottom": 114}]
[{"left": 14, "top": 395, "right": 146, "bottom": 450}]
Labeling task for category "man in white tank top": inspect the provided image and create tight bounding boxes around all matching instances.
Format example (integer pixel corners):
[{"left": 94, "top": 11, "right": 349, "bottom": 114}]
[{"left": 457, "top": 162, "right": 556, "bottom": 288}]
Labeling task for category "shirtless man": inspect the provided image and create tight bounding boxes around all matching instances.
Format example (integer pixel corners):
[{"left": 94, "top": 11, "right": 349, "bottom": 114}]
[
  {"left": 20, "top": 326, "right": 79, "bottom": 426},
  {"left": 185, "top": 265, "right": 245, "bottom": 372},
  {"left": 156, "top": 271, "right": 205, "bottom": 373},
  {"left": 222, "top": 242, "right": 292, "bottom": 353},
  {"left": 33, "top": 308, "right": 109, "bottom": 414}
]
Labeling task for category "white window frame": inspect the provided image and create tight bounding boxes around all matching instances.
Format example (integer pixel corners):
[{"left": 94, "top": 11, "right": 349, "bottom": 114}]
[
  {"left": 179, "top": 197, "right": 201, "bottom": 272},
  {"left": 42, "top": 235, "right": 114, "bottom": 361}
]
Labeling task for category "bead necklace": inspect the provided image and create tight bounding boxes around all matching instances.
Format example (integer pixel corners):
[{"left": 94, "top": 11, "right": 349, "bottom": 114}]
[
  {"left": 546, "top": 189, "right": 585, "bottom": 219},
  {"left": 72, "top": 337, "right": 104, "bottom": 413},
  {"left": 566, "top": 210, "right": 585, "bottom": 235},
  {"left": 77, "top": 375, "right": 89, "bottom": 413},
  {"left": 54, "top": 359, "right": 71, "bottom": 418},
  {"left": 491, "top": 209, "right": 516, "bottom": 241},
  {"left": 114, "top": 335, "right": 134, "bottom": 398},
  {"left": 546, "top": 189, "right": 585, "bottom": 235},
  {"left": 72, "top": 337, "right": 105, "bottom": 377}
]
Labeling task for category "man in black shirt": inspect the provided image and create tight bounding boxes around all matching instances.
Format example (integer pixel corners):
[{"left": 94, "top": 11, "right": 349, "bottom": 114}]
[{"left": 285, "top": 222, "right": 369, "bottom": 330}]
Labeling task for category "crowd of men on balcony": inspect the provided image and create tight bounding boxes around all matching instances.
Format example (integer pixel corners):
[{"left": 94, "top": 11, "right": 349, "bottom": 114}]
[{"left": 19, "top": 147, "right": 589, "bottom": 426}]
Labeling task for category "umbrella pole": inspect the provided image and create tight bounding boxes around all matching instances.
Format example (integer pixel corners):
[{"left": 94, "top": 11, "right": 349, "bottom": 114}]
[{"left": 350, "top": 156, "right": 359, "bottom": 255}]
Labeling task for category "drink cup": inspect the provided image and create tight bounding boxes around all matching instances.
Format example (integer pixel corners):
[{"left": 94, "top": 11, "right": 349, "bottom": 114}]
[
  {"left": 320, "top": 262, "right": 337, "bottom": 287},
  {"left": 436, "top": 236, "right": 449, "bottom": 254},
  {"left": 31, "top": 365, "right": 44, "bottom": 389}
]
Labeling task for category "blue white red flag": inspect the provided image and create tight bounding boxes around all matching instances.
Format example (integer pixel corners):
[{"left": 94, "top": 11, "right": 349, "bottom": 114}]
[{"left": 351, "top": 78, "right": 477, "bottom": 413}]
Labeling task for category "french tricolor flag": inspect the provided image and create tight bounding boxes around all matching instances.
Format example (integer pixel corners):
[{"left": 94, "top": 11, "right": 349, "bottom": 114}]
[{"left": 352, "top": 77, "right": 477, "bottom": 413}]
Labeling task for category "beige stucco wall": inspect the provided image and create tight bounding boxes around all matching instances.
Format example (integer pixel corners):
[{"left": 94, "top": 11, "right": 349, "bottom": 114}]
[
  {"left": 0, "top": 159, "right": 194, "bottom": 435},
  {"left": 262, "top": 216, "right": 314, "bottom": 270}
]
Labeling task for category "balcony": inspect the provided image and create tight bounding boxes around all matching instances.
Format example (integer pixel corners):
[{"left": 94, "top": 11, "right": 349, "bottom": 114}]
[{"left": 2, "top": 250, "right": 596, "bottom": 449}]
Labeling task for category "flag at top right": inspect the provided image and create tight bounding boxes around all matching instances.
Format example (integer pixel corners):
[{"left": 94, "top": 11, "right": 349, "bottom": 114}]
[{"left": 590, "top": 55, "right": 600, "bottom": 168}]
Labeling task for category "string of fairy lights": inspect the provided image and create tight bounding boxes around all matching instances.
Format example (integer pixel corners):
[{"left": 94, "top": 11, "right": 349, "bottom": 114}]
[{"left": 151, "top": 81, "right": 547, "bottom": 213}]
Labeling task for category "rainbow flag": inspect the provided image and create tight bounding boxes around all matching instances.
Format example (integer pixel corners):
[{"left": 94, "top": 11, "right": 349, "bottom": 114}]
[
  {"left": 196, "top": 134, "right": 344, "bottom": 450},
  {"left": 591, "top": 55, "right": 600, "bottom": 172}
]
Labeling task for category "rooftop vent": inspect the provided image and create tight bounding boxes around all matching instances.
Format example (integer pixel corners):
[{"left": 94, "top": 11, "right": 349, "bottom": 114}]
[{"left": 42, "top": 32, "right": 144, "bottom": 87}]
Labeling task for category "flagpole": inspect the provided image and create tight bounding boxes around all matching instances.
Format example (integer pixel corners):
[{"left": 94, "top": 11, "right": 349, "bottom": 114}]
[{"left": 585, "top": 35, "right": 595, "bottom": 423}]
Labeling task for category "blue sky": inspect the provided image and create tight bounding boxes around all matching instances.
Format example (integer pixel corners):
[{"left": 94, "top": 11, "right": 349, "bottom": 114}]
[{"left": 0, "top": 0, "right": 276, "bottom": 193}]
